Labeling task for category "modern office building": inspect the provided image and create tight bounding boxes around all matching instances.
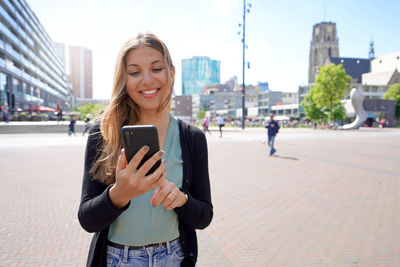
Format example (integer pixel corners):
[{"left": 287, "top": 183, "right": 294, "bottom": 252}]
[
  {"left": 182, "top": 56, "right": 220, "bottom": 95},
  {"left": 281, "top": 92, "right": 298, "bottom": 105},
  {"left": 53, "top": 42, "right": 66, "bottom": 69},
  {"left": 199, "top": 90, "right": 242, "bottom": 118},
  {"left": 258, "top": 90, "right": 283, "bottom": 116},
  {"left": 171, "top": 95, "right": 192, "bottom": 122},
  {"left": 0, "top": 0, "right": 70, "bottom": 112},
  {"left": 258, "top": 82, "right": 269, "bottom": 92},
  {"left": 69, "top": 46, "right": 92, "bottom": 100}
]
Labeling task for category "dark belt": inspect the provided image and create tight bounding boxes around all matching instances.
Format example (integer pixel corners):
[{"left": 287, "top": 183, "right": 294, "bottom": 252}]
[{"left": 107, "top": 238, "right": 179, "bottom": 250}]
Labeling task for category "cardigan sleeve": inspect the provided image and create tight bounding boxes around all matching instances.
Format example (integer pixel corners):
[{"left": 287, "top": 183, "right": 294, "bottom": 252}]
[
  {"left": 77, "top": 125, "right": 130, "bottom": 233},
  {"left": 174, "top": 124, "right": 213, "bottom": 230}
]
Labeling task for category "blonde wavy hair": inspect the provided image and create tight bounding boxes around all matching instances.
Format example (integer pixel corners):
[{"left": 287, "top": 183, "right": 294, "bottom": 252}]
[{"left": 91, "top": 33, "right": 175, "bottom": 184}]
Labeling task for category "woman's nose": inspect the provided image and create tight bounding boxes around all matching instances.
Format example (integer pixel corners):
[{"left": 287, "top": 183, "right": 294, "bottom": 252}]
[{"left": 142, "top": 71, "right": 153, "bottom": 85}]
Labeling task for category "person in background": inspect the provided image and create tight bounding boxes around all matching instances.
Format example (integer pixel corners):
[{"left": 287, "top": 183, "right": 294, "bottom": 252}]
[
  {"left": 216, "top": 114, "right": 224, "bottom": 138},
  {"left": 68, "top": 115, "right": 76, "bottom": 136},
  {"left": 57, "top": 107, "right": 63, "bottom": 123},
  {"left": 1, "top": 104, "right": 9, "bottom": 123},
  {"left": 203, "top": 116, "right": 211, "bottom": 136},
  {"left": 265, "top": 114, "right": 280, "bottom": 156},
  {"left": 78, "top": 33, "right": 213, "bottom": 267}
]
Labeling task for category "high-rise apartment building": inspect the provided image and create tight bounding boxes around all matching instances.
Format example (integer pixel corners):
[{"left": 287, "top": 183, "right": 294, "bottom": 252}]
[
  {"left": 53, "top": 42, "right": 67, "bottom": 71},
  {"left": 69, "top": 46, "right": 92, "bottom": 99},
  {"left": 182, "top": 56, "right": 220, "bottom": 95},
  {"left": 0, "top": 0, "right": 70, "bottom": 111}
]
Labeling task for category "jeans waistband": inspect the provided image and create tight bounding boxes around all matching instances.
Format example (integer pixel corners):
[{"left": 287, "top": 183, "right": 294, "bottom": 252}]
[{"left": 107, "top": 237, "right": 179, "bottom": 251}]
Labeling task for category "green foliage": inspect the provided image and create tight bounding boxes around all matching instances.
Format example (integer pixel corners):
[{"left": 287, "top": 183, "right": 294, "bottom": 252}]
[
  {"left": 383, "top": 83, "right": 400, "bottom": 101},
  {"left": 301, "top": 89, "right": 327, "bottom": 122},
  {"left": 383, "top": 83, "right": 400, "bottom": 119},
  {"left": 197, "top": 105, "right": 206, "bottom": 119},
  {"left": 331, "top": 102, "right": 347, "bottom": 121},
  {"left": 312, "top": 64, "right": 351, "bottom": 122},
  {"left": 78, "top": 103, "right": 106, "bottom": 120}
]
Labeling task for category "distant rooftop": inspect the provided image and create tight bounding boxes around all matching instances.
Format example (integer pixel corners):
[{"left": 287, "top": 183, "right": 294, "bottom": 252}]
[
  {"left": 329, "top": 57, "right": 371, "bottom": 83},
  {"left": 362, "top": 69, "right": 400, "bottom": 86},
  {"left": 370, "top": 51, "right": 400, "bottom": 73}
]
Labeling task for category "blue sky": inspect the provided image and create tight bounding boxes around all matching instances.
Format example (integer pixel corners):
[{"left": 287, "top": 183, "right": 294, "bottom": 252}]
[{"left": 28, "top": 0, "right": 400, "bottom": 99}]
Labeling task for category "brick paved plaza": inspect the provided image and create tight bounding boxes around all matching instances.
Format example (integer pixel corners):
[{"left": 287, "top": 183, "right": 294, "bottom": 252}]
[{"left": 0, "top": 127, "right": 399, "bottom": 266}]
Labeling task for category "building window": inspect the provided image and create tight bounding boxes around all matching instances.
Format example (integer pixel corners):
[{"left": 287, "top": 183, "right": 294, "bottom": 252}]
[{"left": 328, "top": 47, "right": 332, "bottom": 57}]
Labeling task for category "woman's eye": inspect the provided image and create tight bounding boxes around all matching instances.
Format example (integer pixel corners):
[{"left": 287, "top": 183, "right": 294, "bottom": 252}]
[
  {"left": 129, "top": 71, "right": 139, "bottom": 76},
  {"left": 153, "top": 68, "right": 163, "bottom": 72}
]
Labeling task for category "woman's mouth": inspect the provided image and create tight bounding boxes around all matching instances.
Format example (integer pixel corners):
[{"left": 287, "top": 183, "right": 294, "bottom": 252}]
[{"left": 140, "top": 88, "right": 160, "bottom": 98}]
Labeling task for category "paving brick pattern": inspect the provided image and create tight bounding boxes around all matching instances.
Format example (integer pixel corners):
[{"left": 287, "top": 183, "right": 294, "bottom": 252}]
[{"left": 0, "top": 128, "right": 399, "bottom": 266}]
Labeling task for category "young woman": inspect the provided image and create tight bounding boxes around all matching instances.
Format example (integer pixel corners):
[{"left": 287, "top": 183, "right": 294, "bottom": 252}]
[{"left": 78, "top": 33, "right": 213, "bottom": 267}]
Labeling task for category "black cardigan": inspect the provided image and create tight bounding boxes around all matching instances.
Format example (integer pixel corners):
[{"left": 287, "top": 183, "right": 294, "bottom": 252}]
[{"left": 78, "top": 120, "right": 213, "bottom": 267}]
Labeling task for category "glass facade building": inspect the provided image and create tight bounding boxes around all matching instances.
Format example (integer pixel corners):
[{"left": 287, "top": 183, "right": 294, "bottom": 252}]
[
  {"left": 182, "top": 56, "right": 220, "bottom": 95},
  {"left": 0, "top": 0, "right": 69, "bottom": 113}
]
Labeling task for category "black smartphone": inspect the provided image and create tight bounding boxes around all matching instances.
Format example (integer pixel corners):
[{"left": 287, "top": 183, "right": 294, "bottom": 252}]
[{"left": 121, "top": 125, "right": 161, "bottom": 175}]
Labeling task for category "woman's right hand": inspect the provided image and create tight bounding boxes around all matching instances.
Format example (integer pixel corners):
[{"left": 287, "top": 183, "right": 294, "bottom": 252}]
[{"left": 109, "top": 146, "right": 166, "bottom": 208}]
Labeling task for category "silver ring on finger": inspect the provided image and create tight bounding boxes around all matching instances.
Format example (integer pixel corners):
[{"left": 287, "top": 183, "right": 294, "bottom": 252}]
[{"left": 169, "top": 191, "right": 177, "bottom": 198}]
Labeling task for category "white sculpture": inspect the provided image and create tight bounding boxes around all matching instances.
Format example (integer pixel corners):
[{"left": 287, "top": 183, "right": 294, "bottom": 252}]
[{"left": 342, "top": 88, "right": 367, "bottom": 130}]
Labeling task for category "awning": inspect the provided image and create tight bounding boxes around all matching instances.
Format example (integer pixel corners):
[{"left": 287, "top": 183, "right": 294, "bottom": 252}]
[
  {"left": 27, "top": 106, "right": 57, "bottom": 112},
  {"left": 273, "top": 115, "right": 291, "bottom": 121}
]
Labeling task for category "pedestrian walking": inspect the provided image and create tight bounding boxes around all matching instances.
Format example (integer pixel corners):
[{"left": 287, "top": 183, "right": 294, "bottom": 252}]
[
  {"left": 68, "top": 115, "right": 76, "bottom": 136},
  {"left": 216, "top": 114, "right": 224, "bottom": 138},
  {"left": 265, "top": 115, "right": 280, "bottom": 156},
  {"left": 1, "top": 104, "right": 9, "bottom": 123},
  {"left": 78, "top": 33, "right": 213, "bottom": 267},
  {"left": 203, "top": 116, "right": 211, "bottom": 136},
  {"left": 57, "top": 107, "right": 63, "bottom": 123}
]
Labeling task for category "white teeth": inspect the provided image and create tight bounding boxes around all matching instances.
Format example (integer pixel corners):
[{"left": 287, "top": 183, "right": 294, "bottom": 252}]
[{"left": 141, "top": 89, "right": 158, "bottom": 95}]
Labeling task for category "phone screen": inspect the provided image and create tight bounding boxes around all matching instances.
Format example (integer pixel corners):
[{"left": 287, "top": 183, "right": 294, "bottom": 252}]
[{"left": 121, "top": 125, "right": 161, "bottom": 175}]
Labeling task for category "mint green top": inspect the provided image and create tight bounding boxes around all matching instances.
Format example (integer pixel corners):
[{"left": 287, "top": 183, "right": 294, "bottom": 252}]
[{"left": 108, "top": 113, "right": 183, "bottom": 245}]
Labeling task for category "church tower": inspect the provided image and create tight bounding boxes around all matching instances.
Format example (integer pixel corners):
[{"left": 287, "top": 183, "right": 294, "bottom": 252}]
[
  {"left": 368, "top": 40, "right": 375, "bottom": 59},
  {"left": 308, "top": 22, "right": 339, "bottom": 83}
]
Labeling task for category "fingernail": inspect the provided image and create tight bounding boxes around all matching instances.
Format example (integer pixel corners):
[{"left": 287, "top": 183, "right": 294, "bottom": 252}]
[
  {"left": 162, "top": 159, "right": 166, "bottom": 165},
  {"left": 158, "top": 150, "right": 164, "bottom": 156},
  {"left": 143, "top": 146, "right": 149, "bottom": 152}
]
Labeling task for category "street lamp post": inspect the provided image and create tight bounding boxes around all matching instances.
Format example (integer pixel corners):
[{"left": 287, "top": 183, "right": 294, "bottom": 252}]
[{"left": 239, "top": 0, "right": 251, "bottom": 129}]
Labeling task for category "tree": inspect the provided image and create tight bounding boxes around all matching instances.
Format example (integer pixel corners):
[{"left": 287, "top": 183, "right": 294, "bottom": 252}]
[
  {"left": 78, "top": 103, "right": 106, "bottom": 120},
  {"left": 383, "top": 83, "right": 400, "bottom": 120},
  {"left": 331, "top": 102, "right": 347, "bottom": 121},
  {"left": 197, "top": 105, "right": 206, "bottom": 120},
  {"left": 301, "top": 88, "right": 327, "bottom": 122},
  {"left": 312, "top": 64, "right": 351, "bottom": 122}
]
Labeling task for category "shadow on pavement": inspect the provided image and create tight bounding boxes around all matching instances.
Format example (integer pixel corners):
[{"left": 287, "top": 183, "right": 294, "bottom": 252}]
[{"left": 273, "top": 155, "right": 299, "bottom": 161}]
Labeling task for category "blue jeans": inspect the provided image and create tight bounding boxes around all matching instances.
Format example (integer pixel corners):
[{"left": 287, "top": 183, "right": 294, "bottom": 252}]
[
  {"left": 107, "top": 238, "right": 184, "bottom": 267},
  {"left": 268, "top": 135, "right": 276, "bottom": 155}
]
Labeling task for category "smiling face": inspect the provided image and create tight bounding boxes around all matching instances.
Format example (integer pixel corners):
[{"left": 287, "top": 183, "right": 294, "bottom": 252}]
[{"left": 125, "top": 46, "right": 174, "bottom": 114}]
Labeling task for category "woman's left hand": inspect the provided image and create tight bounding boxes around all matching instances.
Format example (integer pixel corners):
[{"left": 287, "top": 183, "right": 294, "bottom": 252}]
[{"left": 150, "top": 178, "right": 187, "bottom": 210}]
